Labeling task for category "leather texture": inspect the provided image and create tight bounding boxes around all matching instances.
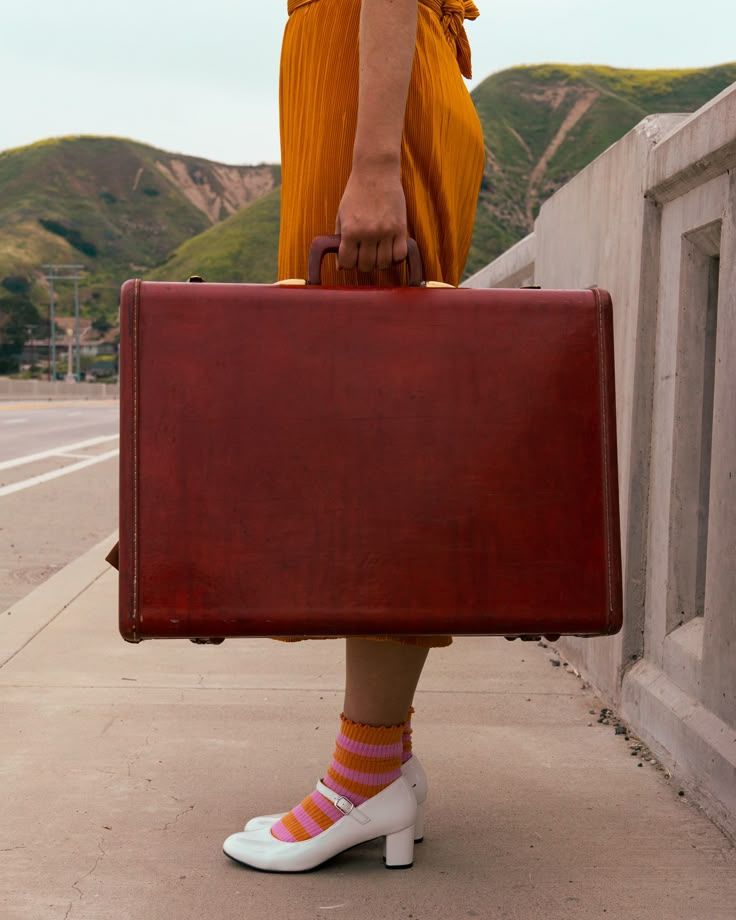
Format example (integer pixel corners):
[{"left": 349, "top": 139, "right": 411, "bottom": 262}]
[
  {"left": 223, "top": 775, "right": 417, "bottom": 871},
  {"left": 118, "top": 279, "right": 622, "bottom": 642}
]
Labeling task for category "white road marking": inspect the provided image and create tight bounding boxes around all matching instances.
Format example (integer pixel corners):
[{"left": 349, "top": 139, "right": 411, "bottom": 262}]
[
  {"left": 0, "top": 449, "right": 119, "bottom": 497},
  {"left": 66, "top": 411, "right": 84, "bottom": 417},
  {"left": 55, "top": 452, "right": 102, "bottom": 460},
  {"left": 0, "top": 435, "right": 119, "bottom": 472},
  {"left": 3, "top": 418, "right": 29, "bottom": 425}
]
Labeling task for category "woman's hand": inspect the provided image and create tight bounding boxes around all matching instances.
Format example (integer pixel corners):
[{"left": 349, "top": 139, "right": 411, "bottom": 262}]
[{"left": 336, "top": 160, "right": 408, "bottom": 272}]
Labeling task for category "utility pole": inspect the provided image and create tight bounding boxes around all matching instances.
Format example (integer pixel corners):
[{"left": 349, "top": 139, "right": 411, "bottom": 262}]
[
  {"left": 25, "top": 325, "right": 34, "bottom": 372},
  {"left": 48, "top": 273, "right": 55, "bottom": 381},
  {"left": 73, "top": 274, "right": 81, "bottom": 379},
  {"left": 41, "top": 265, "right": 84, "bottom": 381},
  {"left": 65, "top": 329, "right": 75, "bottom": 382}
]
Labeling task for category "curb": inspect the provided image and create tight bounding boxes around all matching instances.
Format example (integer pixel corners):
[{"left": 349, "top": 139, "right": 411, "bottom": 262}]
[{"left": 0, "top": 531, "right": 118, "bottom": 668}]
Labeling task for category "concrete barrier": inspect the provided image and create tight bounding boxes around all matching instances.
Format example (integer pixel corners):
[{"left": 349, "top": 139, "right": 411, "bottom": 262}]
[
  {"left": 465, "top": 84, "right": 736, "bottom": 841},
  {"left": 0, "top": 378, "right": 119, "bottom": 400}
]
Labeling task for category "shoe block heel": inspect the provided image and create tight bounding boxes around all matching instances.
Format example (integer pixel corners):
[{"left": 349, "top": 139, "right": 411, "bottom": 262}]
[
  {"left": 413, "top": 802, "right": 425, "bottom": 842},
  {"left": 384, "top": 825, "right": 415, "bottom": 869}
]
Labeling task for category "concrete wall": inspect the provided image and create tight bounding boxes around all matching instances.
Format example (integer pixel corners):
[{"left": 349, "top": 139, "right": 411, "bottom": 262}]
[
  {"left": 464, "top": 84, "right": 736, "bottom": 841},
  {"left": 0, "top": 378, "right": 119, "bottom": 400}
]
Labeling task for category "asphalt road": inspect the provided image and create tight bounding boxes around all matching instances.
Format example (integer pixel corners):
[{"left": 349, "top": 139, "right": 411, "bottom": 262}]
[
  {"left": 0, "top": 401, "right": 119, "bottom": 462},
  {"left": 0, "top": 401, "right": 120, "bottom": 611}
]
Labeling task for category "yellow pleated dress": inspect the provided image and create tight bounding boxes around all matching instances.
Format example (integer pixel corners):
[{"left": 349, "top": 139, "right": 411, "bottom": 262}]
[{"left": 276, "top": 0, "right": 486, "bottom": 647}]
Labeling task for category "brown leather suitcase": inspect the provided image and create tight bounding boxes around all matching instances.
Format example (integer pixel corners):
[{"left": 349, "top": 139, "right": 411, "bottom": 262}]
[{"left": 117, "top": 237, "right": 622, "bottom": 642}]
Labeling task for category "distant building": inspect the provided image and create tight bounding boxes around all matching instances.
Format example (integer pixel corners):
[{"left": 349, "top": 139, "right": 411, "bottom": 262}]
[{"left": 22, "top": 316, "right": 118, "bottom": 378}]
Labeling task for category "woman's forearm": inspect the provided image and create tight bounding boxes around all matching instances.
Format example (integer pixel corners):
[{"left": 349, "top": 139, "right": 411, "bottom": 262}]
[
  {"left": 352, "top": 0, "right": 418, "bottom": 172},
  {"left": 336, "top": 0, "right": 417, "bottom": 269}
]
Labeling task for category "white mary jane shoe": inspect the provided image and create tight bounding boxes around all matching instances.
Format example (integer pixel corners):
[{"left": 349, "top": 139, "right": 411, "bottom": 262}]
[
  {"left": 243, "top": 754, "right": 428, "bottom": 842},
  {"left": 224, "top": 775, "right": 417, "bottom": 872}
]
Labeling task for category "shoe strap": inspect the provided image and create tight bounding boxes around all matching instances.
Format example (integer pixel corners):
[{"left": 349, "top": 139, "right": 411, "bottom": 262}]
[{"left": 315, "top": 780, "right": 371, "bottom": 826}]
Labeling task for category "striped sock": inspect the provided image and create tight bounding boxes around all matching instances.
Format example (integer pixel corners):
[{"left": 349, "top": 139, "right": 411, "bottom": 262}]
[
  {"left": 402, "top": 708, "right": 414, "bottom": 765},
  {"left": 270, "top": 714, "right": 404, "bottom": 842}
]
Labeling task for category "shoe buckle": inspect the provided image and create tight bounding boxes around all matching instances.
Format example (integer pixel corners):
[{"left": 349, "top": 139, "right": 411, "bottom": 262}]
[{"left": 334, "top": 795, "right": 355, "bottom": 816}]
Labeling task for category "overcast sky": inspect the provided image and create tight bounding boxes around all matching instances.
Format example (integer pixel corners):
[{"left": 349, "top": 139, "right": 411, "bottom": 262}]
[{"left": 3, "top": 0, "right": 734, "bottom": 166}]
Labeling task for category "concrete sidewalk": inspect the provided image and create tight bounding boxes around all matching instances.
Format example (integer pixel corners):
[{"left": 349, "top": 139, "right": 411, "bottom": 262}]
[{"left": 1, "top": 538, "right": 734, "bottom": 920}]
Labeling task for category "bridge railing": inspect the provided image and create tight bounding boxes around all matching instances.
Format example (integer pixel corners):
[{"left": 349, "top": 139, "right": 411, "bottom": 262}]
[
  {"left": 0, "top": 378, "right": 120, "bottom": 400},
  {"left": 464, "top": 82, "right": 736, "bottom": 841}
]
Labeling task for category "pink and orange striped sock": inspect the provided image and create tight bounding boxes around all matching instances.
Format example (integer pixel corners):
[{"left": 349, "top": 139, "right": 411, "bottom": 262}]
[
  {"left": 402, "top": 707, "right": 414, "bottom": 765},
  {"left": 270, "top": 714, "right": 404, "bottom": 843}
]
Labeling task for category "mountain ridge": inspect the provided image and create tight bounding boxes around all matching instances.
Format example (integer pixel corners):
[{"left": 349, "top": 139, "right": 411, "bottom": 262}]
[
  {"left": 0, "top": 135, "right": 279, "bottom": 315},
  {"left": 1, "top": 61, "right": 734, "bottom": 335}
]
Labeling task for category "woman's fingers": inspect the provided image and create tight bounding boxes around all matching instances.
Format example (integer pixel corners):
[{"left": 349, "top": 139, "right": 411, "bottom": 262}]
[
  {"left": 391, "top": 235, "right": 408, "bottom": 266},
  {"left": 338, "top": 235, "right": 359, "bottom": 272},
  {"left": 376, "top": 237, "right": 394, "bottom": 271},
  {"left": 338, "top": 234, "right": 404, "bottom": 273},
  {"left": 358, "top": 241, "right": 380, "bottom": 273}
]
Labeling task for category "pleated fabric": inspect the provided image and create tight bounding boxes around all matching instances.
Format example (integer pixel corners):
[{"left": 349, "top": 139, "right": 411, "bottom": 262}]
[
  {"left": 278, "top": 0, "right": 485, "bottom": 287},
  {"left": 275, "top": 0, "right": 485, "bottom": 647}
]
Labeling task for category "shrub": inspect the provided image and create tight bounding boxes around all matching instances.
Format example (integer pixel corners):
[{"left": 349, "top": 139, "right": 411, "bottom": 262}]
[
  {"left": 38, "top": 218, "right": 98, "bottom": 258},
  {"left": 1, "top": 275, "right": 30, "bottom": 295},
  {"left": 92, "top": 315, "right": 112, "bottom": 334}
]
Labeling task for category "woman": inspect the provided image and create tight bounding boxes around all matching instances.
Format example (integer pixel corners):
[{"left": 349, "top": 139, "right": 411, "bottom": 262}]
[{"left": 223, "top": 0, "right": 485, "bottom": 871}]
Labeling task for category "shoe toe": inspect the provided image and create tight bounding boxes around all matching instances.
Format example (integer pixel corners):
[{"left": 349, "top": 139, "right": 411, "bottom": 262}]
[
  {"left": 224, "top": 824, "right": 347, "bottom": 873},
  {"left": 243, "top": 812, "right": 285, "bottom": 832},
  {"left": 224, "top": 827, "right": 292, "bottom": 871}
]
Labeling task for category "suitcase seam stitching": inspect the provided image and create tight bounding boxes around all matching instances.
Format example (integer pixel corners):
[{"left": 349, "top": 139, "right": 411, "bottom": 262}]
[
  {"left": 132, "top": 278, "right": 141, "bottom": 639},
  {"left": 595, "top": 288, "right": 614, "bottom": 631}
]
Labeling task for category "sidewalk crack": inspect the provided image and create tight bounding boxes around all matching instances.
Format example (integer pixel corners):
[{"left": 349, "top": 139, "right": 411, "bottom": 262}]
[
  {"left": 162, "top": 804, "right": 195, "bottom": 832},
  {"left": 64, "top": 834, "right": 106, "bottom": 920}
]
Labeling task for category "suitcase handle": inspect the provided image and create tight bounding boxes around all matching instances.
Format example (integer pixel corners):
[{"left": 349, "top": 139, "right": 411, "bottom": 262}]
[{"left": 307, "top": 235, "right": 424, "bottom": 286}]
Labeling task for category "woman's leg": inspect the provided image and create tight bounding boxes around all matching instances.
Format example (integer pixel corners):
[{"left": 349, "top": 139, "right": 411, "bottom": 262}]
[
  {"left": 265, "top": 640, "right": 429, "bottom": 845},
  {"left": 343, "top": 638, "right": 429, "bottom": 727},
  {"left": 226, "top": 657, "right": 422, "bottom": 870}
]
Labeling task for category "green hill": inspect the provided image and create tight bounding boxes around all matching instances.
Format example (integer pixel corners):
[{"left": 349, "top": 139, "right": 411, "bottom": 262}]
[
  {"left": 1, "top": 62, "right": 734, "bottom": 322},
  {"left": 465, "top": 62, "right": 736, "bottom": 275},
  {"left": 146, "top": 187, "right": 281, "bottom": 285},
  {"left": 154, "top": 62, "right": 735, "bottom": 285},
  {"left": 0, "top": 136, "right": 278, "bottom": 315}
]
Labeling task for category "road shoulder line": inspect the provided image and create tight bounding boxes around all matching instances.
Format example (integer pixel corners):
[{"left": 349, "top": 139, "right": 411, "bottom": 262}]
[
  {"left": 0, "top": 434, "right": 120, "bottom": 471},
  {"left": 0, "top": 449, "right": 120, "bottom": 497}
]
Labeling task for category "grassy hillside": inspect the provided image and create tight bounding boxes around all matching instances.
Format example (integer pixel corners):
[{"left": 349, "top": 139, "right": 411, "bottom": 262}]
[
  {"left": 0, "top": 136, "right": 278, "bottom": 316},
  {"left": 1, "top": 61, "right": 734, "bottom": 316},
  {"left": 146, "top": 188, "right": 281, "bottom": 284},
  {"left": 465, "top": 62, "right": 736, "bottom": 276},
  {"left": 166, "top": 62, "right": 735, "bottom": 284}
]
